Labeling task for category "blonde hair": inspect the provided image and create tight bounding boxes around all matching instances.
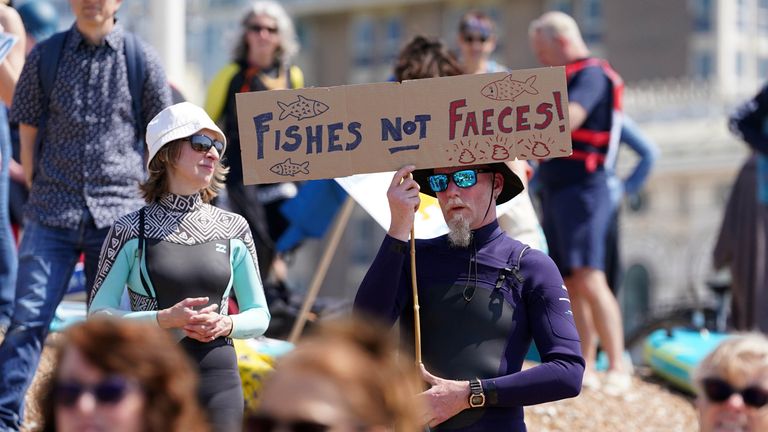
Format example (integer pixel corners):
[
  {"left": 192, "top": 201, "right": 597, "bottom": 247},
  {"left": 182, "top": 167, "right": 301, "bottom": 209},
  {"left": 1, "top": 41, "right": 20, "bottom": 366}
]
[
  {"left": 528, "top": 11, "right": 584, "bottom": 44},
  {"left": 693, "top": 333, "right": 768, "bottom": 394},
  {"left": 261, "top": 317, "right": 423, "bottom": 431},
  {"left": 139, "top": 139, "right": 229, "bottom": 204}
]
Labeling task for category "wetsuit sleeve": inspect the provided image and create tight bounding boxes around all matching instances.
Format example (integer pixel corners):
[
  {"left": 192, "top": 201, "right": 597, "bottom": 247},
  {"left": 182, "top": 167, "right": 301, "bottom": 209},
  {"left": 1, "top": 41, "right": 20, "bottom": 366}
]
[
  {"left": 480, "top": 251, "right": 584, "bottom": 406},
  {"left": 229, "top": 239, "right": 270, "bottom": 339},
  {"left": 88, "top": 227, "right": 158, "bottom": 322},
  {"left": 568, "top": 65, "right": 609, "bottom": 116},
  {"left": 730, "top": 85, "right": 768, "bottom": 154},
  {"left": 353, "top": 235, "right": 410, "bottom": 326}
]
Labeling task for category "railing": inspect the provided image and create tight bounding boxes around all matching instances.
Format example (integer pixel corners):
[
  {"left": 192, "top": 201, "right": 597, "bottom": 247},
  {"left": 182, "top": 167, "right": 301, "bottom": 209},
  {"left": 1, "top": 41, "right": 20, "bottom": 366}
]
[{"left": 624, "top": 77, "right": 749, "bottom": 122}]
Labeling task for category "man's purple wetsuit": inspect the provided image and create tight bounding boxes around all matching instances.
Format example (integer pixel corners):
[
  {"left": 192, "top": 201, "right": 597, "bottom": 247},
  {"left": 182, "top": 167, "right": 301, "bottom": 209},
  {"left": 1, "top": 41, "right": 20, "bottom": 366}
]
[{"left": 355, "top": 221, "right": 584, "bottom": 431}]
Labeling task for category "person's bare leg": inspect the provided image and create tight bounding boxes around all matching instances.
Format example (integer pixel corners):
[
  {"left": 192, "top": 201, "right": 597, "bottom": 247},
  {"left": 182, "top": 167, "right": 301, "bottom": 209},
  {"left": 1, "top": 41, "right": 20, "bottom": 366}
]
[
  {"left": 565, "top": 274, "right": 598, "bottom": 369},
  {"left": 566, "top": 273, "right": 600, "bottom": 389},
  {"left": 573, "top": 267, "right": 626, "bottom": 373}
]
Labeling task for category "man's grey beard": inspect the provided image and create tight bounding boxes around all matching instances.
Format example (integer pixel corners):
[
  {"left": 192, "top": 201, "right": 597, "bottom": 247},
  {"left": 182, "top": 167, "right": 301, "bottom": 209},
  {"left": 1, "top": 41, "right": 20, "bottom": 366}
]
[{"left": 447, "top": 213, "right": 472, "bottom": 248}]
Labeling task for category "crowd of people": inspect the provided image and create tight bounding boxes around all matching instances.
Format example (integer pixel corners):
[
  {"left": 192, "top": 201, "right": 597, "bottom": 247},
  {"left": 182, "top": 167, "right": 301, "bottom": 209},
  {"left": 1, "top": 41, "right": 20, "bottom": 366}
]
[{"left": 0, "top": 1, "right": 765, "bottom": 432}]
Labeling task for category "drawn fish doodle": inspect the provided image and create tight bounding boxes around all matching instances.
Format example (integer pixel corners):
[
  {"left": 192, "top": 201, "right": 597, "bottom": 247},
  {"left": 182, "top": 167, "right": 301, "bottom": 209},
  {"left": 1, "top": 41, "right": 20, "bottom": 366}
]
[
  {"left": 481, "top": 75, "right": 539, "bottom": 102},
  {"left": 277, "top": 95, "right": 329, "bottom": 121},
  {"left": 270, "top": 158, "right": 310, "bottom": 177}
]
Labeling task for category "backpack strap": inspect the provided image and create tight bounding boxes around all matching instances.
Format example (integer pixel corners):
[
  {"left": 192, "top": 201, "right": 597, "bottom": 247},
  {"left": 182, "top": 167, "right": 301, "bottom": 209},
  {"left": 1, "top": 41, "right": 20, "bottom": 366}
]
[
  {"left": 287, "top": 65, "right": 304, "bottom": 89},
  {"left": 34, "top": 31, "right": 69, "bottom": 177},
  {"left": 123, "top": 32, "right": 146, "bottom": 141},
  {"left": 137, "top": 208, "right": 156, "bottom": 299}
]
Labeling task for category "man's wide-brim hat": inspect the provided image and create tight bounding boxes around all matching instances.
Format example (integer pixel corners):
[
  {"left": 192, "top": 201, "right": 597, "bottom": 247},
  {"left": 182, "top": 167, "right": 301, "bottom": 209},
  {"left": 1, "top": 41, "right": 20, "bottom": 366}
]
[{"left": 412, "top": 162, "right": 524, "bottom": 205}]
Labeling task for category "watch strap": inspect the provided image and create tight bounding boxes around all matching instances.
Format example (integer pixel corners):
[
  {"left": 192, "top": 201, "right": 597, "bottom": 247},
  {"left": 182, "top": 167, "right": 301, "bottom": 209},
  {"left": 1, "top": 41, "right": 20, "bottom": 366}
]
[{"left": 468, "top": 378, "right": 485, "bottom": 408}]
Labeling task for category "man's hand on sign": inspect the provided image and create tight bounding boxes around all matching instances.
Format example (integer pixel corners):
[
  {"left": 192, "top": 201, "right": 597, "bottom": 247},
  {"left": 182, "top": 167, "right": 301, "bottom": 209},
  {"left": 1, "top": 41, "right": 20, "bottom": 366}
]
[
  {"left": 419, "top": 363, "right": 471, "bottom": 429},
  {"left": 386, "top": 165, "right": 421, "bottom": 242}
]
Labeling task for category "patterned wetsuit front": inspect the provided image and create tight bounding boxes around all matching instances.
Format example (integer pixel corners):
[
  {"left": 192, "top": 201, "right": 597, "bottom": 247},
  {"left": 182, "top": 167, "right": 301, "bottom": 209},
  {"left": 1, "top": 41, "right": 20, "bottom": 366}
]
[{"left": 89, "top": 193, "right": 270, "bottom": 431}]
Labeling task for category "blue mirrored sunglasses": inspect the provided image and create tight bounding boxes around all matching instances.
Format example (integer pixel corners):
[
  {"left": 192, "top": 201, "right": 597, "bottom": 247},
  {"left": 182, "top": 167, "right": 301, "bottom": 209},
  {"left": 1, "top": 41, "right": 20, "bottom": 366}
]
[
  {"left": 427, "top": 169, "right": 494, "bottom": 193},
  {"left": 186, "top": 134, "right": 225, "bottom": 154}
]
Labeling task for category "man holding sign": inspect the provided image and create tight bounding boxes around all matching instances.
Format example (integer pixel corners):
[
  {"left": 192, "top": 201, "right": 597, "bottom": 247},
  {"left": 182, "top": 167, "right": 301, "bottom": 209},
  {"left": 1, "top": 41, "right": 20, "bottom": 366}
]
[
  {"left": 354, "top": 162, "right": 584, "bottom": 431},
  {"left": 354, "top": 33, "right": 582, "bottom": 432}
]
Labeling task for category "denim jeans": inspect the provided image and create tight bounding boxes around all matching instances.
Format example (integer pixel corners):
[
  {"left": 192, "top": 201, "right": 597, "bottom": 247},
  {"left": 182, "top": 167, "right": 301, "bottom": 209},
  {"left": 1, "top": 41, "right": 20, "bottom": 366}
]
[
  {"left": 0, "top": 213, "right": 109, "bottom": 430},
  {"left": 0, "top": 105, "right": 17, "bottom": 327}
]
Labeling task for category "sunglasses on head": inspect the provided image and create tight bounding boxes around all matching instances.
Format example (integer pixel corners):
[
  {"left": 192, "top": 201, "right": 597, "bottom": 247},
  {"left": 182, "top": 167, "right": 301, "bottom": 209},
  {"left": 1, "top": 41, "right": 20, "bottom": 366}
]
[
  {"left": 462, "top": 33, "right": 489, "bottom": 44},
  {"left": 702, "top": 377, "right": 768, "bottom": 408},
  {"left": 427, "top": 168, "right": 494, "bottom": 193},
  {"left": 247, "top": 23, "right": 279, "bottom": 35},
  {"left": 55, "top": 376, "right": 136, "bottom": 408},
  {"left": 245, "top": 414, "right": 330, "bottom": 432},
  {"left": 185, "top": 134, "right": 225, "bottom": 155}
]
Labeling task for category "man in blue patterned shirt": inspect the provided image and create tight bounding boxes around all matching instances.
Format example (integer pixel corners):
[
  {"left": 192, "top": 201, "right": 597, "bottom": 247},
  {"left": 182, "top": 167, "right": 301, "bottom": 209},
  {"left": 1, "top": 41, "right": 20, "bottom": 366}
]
[{"left": 0, "top": 0, "right": 171, "bottom": 428}]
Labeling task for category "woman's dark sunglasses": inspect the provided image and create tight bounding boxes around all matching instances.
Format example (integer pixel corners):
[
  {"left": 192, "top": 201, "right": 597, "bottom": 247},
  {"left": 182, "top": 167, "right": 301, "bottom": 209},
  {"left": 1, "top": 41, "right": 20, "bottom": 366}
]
[
  {"left": 54, "top": 376, "right": 136, "bottom": 407},
  {"left": 702, "top": 377, "right": 768, "bottom": 408},
  {"left": 245, "top": 414, "right": 329, "bottom": 432},
  {"left": 427, "top": 168, "right": 494, "bottom": 193},
  {"left": 185, "top": 134, "right": 225, "bottom": 155},
  {"left": 247, "top": 24, "right": 279, "bottom": 34},
  {"left": 462, "top": 33, "right": 489, "bottom": 44}
]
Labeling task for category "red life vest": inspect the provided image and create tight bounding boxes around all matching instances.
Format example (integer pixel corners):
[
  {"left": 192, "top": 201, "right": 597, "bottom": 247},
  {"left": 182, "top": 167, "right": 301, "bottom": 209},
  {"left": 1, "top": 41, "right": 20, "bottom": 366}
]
[{"left": 565, "top": 58, "right": 624, "bottom": 172}]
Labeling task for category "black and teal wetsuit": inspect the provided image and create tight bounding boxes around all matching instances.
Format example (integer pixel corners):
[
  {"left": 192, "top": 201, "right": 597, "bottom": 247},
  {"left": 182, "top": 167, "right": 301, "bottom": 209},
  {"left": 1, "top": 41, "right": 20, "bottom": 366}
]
[{"left": 89, "top": 192, "right": 270, "bottom": 431}]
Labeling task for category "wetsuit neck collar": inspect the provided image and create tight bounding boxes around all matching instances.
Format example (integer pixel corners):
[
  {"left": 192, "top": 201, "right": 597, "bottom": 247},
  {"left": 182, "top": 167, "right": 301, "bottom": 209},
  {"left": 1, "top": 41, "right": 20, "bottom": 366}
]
[
  {"left": 470, "top": 220, "right": 503, "bottom": 246},
  {"left": 157, "top": 193, "right": 204, "bottom": 213}
]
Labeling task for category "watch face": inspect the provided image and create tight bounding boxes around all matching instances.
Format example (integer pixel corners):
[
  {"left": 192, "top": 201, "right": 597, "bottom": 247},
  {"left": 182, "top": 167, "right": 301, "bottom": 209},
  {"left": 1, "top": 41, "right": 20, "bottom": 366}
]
[{"left": 470, "top": 394, "right": 485, "bottom": 407}]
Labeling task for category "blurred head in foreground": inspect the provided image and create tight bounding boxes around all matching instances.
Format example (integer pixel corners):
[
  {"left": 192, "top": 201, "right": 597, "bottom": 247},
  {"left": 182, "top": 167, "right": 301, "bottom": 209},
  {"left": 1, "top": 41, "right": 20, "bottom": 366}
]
[
  {"left": 694, "top": 333, "right": 768, "bottom": 432},
  {"left": 42, "top": 319, "right": 208, "bottom": 432},
  {"left": 247, "top": 316, "right": 423, "bottom": 432}
]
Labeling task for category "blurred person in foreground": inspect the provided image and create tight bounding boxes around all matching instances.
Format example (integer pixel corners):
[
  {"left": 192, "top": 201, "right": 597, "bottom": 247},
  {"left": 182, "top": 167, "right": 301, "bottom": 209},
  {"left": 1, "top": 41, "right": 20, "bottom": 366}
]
[
  {"left": 529, "top": 11, "right": 630, "bottom": 393},
  {"left": 248, "top": 316, "right": 423, "bottom": 432},
  {"left": 0, "top": 0, "right": 171, "bottom": 427},
  {"left": 0, "top": 0, "right": 25, "bottom": 332},
  {"left": 713, "top": 84, "right": 768, "bottom": 333},
  {"left": 455, "top": 10, "right": 548, "bottom": 253},
  {"left": 88, "top": 102, "right": 270, "bottom": 432},
  {"left": 694, "top": 333, "right": 768, "bottom": 432},
  {"left": 205, "top": 0, "right": 303, "bottom": 290},
  {"left": 40, "top": 318, "right": 209, "bottom": 432},
  {"left": 354, "top": 36, "right": 583, "bottom": 431}
]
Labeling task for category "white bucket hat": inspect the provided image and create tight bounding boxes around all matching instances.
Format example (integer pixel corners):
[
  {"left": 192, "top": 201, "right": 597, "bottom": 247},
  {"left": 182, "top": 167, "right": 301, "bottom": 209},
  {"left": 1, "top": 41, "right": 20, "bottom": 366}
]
[{"left": 145, "top": 102, "right": 226, "bottom": 169}]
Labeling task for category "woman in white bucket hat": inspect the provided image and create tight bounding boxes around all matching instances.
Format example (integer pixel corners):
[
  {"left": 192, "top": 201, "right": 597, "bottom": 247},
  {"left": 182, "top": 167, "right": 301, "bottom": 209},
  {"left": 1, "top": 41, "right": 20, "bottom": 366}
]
[{"left": 88, "top": 102, "right": 270, "bottom": 432}]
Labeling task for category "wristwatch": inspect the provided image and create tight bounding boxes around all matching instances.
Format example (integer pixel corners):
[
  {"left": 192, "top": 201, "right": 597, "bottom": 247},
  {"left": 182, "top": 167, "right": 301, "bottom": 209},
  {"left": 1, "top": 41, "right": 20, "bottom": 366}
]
[{"left": 468, "top": 378, "right": 485, "bottom": 408}]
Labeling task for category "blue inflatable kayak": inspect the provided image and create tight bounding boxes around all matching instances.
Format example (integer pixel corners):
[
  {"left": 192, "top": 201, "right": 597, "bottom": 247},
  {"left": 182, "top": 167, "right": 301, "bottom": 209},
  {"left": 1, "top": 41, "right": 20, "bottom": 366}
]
[{"left": 644, "top": 327, "right": 731, "bottom": 393}]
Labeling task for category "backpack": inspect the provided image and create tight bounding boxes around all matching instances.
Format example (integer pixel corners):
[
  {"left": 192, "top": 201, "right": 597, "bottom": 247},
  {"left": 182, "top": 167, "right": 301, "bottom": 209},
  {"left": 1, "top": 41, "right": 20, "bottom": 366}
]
[{"left": 34, "top": 30, "right": 146, "bottom": 171}]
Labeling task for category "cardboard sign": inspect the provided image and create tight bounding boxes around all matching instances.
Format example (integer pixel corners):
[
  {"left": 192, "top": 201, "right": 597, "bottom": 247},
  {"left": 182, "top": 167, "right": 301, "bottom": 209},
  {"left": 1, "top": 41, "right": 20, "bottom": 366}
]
[{"left": 236, "top": 67, "right": 571, "bottom": 184}]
